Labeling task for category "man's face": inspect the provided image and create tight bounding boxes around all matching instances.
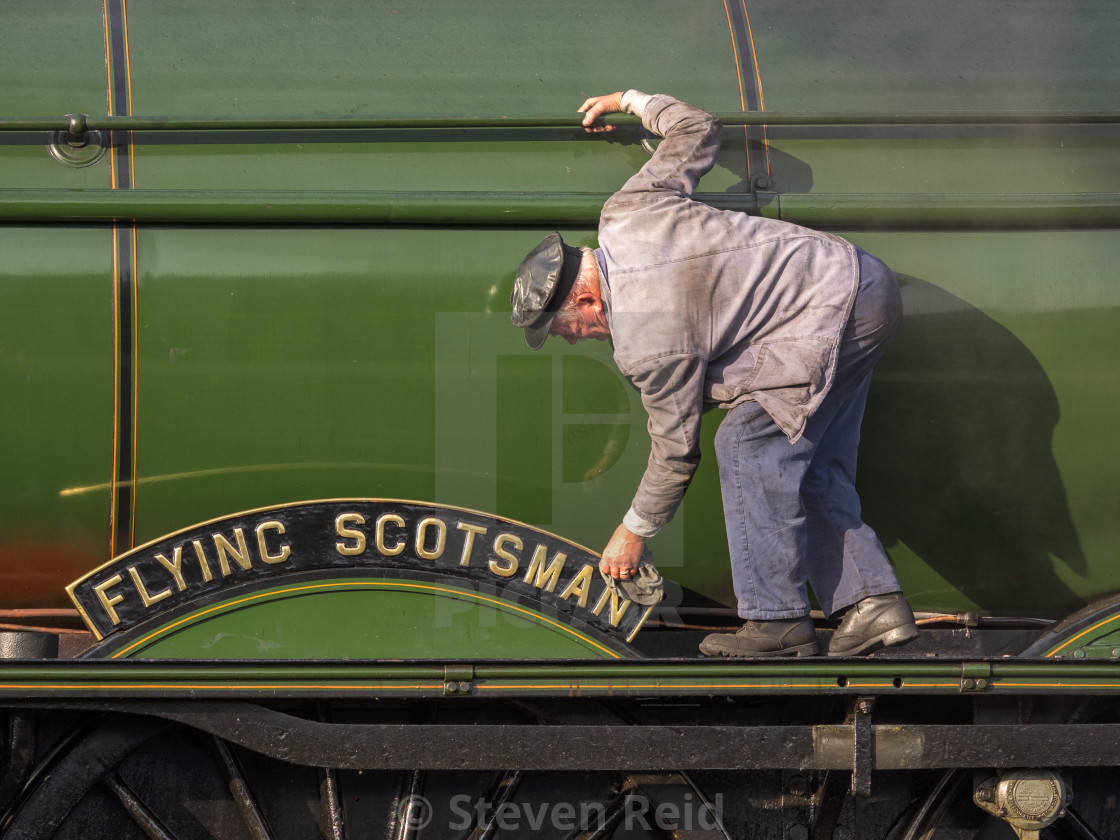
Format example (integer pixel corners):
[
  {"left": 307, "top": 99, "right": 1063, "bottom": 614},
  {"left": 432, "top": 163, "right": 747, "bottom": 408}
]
[{"left": 548, "top": 301, "right": 611, "bottom": 345}]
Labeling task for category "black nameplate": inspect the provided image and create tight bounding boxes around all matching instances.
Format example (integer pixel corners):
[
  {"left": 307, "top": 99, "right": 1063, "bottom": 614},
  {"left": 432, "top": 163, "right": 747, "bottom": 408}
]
[{"left": 67, "top": 500, "right": 655, "bottom": 644}]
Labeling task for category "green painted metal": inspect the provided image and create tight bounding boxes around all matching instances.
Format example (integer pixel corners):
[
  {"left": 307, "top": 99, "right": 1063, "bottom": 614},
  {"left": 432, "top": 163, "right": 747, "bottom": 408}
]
[
  {"left": 0, "top": 228, "right": 114, "bottom": 606},
  {"left": 2, "top": 189, "right": 1120, "bottom": 228},
  {"left": 1, "top": 0, "right": 1119, "bottom": 640},
  {"left": 94, "top": 578, "right": 625, "bottom": 660}
]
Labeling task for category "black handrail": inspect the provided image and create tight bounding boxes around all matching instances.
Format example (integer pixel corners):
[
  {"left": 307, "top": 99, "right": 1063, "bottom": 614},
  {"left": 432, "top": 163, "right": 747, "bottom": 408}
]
[{"left": 5, "top": 110, "right": 1120, "bottom": 135}]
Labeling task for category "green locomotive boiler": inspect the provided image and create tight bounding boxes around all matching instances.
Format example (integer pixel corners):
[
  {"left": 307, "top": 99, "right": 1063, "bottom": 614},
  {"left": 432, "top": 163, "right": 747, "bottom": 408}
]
[{"left": 1, "top": 1, "right": 1119, "bottom": 837}]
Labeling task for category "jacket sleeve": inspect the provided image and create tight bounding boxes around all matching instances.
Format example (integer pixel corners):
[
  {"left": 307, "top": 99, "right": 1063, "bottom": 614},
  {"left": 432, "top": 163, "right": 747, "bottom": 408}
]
[
  {"left": 608, "top": 93, "right": 723, "bottom": 205},
  {"left": 622, "top": 351, "right": 707, "bottom": 537}
]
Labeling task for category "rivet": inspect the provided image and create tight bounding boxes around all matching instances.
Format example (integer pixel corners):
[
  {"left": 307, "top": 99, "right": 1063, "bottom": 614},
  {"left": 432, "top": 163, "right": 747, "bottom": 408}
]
[
  {"left": 789, "top": 825, "right": 808, "bottom": 840},
  {"left": 1073, "top": 649, "right": 1087, "bottom": 659},
  {"left": 962, "top": 678, "right": 976, "bottom": 689}
]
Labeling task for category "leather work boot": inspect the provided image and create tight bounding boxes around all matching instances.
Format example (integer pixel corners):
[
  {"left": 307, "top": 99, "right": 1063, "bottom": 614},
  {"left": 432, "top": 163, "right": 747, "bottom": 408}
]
[
  {"left": 828, "top": 592, "right": 919, "bottom": 656},
  {"left": 699, "top": 616, "right": 819, "bottom": 657}
]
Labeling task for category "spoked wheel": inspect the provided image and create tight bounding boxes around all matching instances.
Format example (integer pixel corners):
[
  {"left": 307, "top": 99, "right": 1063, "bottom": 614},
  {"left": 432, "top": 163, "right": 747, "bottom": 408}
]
[
  {"left": 889, "top": 767, "right": 1115, "bottom": 839},
  {"left": 1, "top": 706, "right": 722, "bottom": 840},
  {"left": 888, "top": 697, "right": 1119, "bottom": 840}
]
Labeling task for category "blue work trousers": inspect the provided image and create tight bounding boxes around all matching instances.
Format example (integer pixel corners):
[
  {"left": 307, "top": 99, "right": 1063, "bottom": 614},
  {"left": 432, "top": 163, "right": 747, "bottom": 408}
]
[{"left": 714, "top": 248, "right": 903, "bottom": 619}]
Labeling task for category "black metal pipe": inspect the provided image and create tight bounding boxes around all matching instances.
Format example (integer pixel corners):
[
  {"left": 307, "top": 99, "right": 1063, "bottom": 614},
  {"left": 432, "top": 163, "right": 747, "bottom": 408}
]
[{"left": 6, "top": 110, "right": 1120, "bottom": 133}]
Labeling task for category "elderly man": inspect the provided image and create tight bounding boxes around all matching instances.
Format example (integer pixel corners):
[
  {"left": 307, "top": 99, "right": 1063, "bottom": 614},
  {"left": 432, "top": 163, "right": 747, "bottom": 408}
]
[{"left": 509, "top": 90, "right": 917, "bottom": 657}]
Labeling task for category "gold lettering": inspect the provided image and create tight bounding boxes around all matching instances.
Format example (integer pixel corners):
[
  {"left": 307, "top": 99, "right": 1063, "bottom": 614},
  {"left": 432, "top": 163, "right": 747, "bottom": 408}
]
[
  {"left": 592, "top": 587, "right": 632, "bottom": 627},
  {"left": 154, "top": 546, "right": 187, "bottom": 592},
  {"left": 335, "top": 512, "right": 367, "bottom": 556},
  {"left": 415, "top": 517, "right": 447, "bottom": 560},
  {"left": 376, "top": 513, "right": 406, "bottom": 556},
  {"left": 456, "top": 522, "right": 487, "bottom": 567},
  {"left": 192, "top": 539, "right": 214, "bottom": 582},
  {"left": 93, "top": 574, "right": 125, "bottom": 626},
  {"left": 127, "top": 565, "right": 172, "bottom": 608},
  {"left": 490, "top": 533, "right": 522, "bottom": 577},
  {"left": 213, "top": 528, "right": 252, "bottom": 576},
  {"left": 625, "top": 604, "right": 657, "bottom": 643},
  {"left": 256, "top": 520, "right": 291, "bottom": 564},
  {"left": 522, "top": 545, "right": 567, "bottom": 593},
  {"left": 558, "top": 563, "right": 596, "bottom": 608}
]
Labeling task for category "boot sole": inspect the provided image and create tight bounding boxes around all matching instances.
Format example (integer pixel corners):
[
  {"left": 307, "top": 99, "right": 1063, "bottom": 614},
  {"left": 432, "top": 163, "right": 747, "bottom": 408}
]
[
  {"left": 700, "top": 640, "right": 820, "bottom": 658},
  {"left": 827, "top": 623, "right": 919, "bottom": 657}
]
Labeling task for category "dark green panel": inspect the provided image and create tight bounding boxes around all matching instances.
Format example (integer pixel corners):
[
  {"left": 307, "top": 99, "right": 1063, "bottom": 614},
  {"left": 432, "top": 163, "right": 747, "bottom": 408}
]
[
  {"left": 837, "top": 231, "right": 1120, "bottom": 617},
  {"left": 497, "top": 354, "right": 552, "bottom": 524},
  {"left": 0, "top": 227, "right": 114, "bottom": 606},
  {"left": 749, "top": 0, "right": 1119, "bottom": 111},
  {"left": 562, "top": 355, "right": 631, "bottom": 416},
  {"left": 562, "top": 424, "right": 630, "bottom": 484},
  {"left": 747, "top": 0, "right": 1120, "bottom": 196},
  {"left": 133, "top": 228, "right": 464, "bottom": 541},
  {"left": 120, "top": 0, "right": 739, "bottom": 115},
  {"left": 120, "top": 0, "right": 746, "bottom": 194},
  {"left": 0, "top": 0, "right": 112, "bottom": 189},
  {"left": 0, "top": 0, "right": 107, "bottom": 114},
  {"left": 111, "top": 580, "right": 620, "bottom": 660}
]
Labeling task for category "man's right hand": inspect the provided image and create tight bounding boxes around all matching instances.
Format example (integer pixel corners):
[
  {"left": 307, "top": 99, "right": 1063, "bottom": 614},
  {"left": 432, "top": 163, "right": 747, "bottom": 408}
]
[{"left": 577, "top": 92, "right": 626, "bottom": 132}]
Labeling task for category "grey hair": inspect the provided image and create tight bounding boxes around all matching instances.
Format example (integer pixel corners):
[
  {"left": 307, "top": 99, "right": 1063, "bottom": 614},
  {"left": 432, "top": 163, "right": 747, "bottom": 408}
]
[{"left": 550, "top": 247, "right": 598, "bottom": 333}]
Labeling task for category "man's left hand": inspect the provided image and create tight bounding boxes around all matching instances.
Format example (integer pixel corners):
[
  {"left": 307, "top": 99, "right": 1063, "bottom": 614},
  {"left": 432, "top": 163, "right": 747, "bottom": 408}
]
[{"left": 600, "top": 522, "right": 645, "bottom": 579}]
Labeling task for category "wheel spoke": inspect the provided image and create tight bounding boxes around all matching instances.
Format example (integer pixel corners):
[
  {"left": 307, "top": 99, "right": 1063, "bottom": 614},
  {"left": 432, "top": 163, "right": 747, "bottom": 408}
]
[
  {"left": 896, "top": 768, "right": 969, "bottom": 840},
  {"left": 810, "top": 770, "right": 849, "bottom": 840},
  {"left": 1051, "top": 806, "right": 1105, "bottom": 840},
  {"left": 319, "top": 766, "right": 346, "bottom": 840},
  {"left": 211, "top": 735, "right": 274, "bottom": 840},
  {"left": 104, "top": 772, "right": 178, "bottom": 840},
  {"left": 464, "top": 770, "right": 524, "bottom": 840},
  {"left": 559, "top": 788, "right": 627, "bottom": 840},
  {"left": 389, "top": 768, "right": 428, "bottom": 840}
]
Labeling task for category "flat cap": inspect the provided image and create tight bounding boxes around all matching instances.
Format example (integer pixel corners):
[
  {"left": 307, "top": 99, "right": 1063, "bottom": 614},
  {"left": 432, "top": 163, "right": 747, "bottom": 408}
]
[{"left": 510, "top": 232, "right": 583, "bottom": 349}]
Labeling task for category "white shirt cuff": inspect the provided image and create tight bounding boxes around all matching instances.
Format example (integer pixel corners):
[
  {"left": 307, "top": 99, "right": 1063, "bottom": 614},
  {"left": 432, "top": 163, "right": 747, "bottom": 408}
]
[
  {"left": 623, "top": 506, "right": 662, "bottom": 538},
  {"left": 620, "top": 89, "right": 653, "bottom": 118}
]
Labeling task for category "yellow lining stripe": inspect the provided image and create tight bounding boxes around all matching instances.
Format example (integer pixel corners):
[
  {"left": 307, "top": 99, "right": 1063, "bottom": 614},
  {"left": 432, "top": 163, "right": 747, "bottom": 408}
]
[
  {"left": 1045, "top": 614, "right": 1120, "bottom": 657},
  {"left": 740, "top": 0, "right": 772, "bottom": 176},
  {"left": 110, "top": 580, "right": 622, "bottom": 660}
]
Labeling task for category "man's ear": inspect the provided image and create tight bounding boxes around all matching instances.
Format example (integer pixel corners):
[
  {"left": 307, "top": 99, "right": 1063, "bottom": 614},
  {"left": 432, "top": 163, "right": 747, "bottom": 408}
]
[{"left": 576, "top": 291, "right": 603, "bottom": 312}]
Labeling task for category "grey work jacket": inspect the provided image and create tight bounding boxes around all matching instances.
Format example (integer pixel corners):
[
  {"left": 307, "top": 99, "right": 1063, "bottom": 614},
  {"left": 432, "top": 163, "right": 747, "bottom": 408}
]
[{"left": 597, "top": 94, "right": 859, "bottom": 537}]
